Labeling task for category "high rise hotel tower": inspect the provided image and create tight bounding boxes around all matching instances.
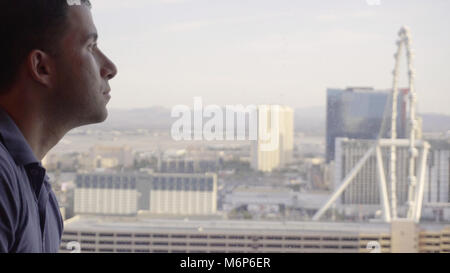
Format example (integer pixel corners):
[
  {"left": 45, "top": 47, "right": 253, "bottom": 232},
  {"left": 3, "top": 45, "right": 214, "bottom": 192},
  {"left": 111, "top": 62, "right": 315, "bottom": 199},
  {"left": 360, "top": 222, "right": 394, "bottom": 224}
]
[{"left": 251, "top": 105, "right": 294, "bottom": 172}]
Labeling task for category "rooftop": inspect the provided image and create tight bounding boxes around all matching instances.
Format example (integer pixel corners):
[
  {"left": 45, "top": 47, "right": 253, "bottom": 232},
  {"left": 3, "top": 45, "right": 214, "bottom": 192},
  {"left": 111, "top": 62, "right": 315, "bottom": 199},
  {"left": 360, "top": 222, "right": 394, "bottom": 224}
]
[{"left": 64, "top": 215, "right": 397, "bottom": 235}]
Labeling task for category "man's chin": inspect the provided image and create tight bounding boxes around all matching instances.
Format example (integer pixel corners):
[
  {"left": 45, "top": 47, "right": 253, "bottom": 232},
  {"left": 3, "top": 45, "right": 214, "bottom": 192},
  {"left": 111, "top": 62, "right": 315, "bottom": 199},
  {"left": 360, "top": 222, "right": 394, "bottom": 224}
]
[
  {"left": 96, "top": 108, "right": 109, "bottom": 123},
  {"left": 81, "top": 107, "right": 109, "bottom": 126}
]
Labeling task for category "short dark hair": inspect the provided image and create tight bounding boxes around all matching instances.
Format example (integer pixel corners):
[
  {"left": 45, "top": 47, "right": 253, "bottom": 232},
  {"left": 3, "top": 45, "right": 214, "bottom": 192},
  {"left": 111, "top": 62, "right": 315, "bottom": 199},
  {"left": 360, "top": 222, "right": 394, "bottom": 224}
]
[{"left": 0, "top": 0, "right": 92, "bottom": 93}]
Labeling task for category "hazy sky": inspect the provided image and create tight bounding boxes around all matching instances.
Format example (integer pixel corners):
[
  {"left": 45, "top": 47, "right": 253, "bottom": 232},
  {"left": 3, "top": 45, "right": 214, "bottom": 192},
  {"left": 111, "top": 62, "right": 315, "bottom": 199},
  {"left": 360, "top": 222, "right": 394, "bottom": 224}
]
[{"left": 91, "top": 0, "right": 450, "bottom": 114}]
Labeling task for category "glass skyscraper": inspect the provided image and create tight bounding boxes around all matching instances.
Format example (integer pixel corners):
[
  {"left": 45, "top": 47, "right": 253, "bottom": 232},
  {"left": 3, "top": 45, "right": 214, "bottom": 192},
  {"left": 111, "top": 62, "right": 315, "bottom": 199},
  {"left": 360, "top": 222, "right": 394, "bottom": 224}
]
[{"left": 326, "top": 87, "right": 408, "bottom": 162}]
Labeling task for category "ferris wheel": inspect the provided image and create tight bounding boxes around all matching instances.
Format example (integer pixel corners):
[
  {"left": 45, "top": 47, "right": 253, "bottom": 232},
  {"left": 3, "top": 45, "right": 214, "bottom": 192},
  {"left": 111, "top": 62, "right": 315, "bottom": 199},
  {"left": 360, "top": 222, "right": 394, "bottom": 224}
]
[{"left": 313, "top": 26, "right": 430, "bottom": 223}]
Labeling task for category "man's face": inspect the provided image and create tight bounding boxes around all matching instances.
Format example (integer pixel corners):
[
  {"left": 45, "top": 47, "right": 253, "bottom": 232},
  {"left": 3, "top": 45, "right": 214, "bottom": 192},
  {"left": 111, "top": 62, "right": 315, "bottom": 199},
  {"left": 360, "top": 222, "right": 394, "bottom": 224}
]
[{"left": 52, "top": 5, "right": 117, "bottom": 127}]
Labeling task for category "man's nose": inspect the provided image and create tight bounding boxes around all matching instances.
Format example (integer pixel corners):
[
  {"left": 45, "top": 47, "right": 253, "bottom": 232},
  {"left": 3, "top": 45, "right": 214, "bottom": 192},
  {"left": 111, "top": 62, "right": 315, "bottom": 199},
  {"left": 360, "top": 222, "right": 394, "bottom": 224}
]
[{"left": 100, "top": 53, "right": 118, "bottom": 80}]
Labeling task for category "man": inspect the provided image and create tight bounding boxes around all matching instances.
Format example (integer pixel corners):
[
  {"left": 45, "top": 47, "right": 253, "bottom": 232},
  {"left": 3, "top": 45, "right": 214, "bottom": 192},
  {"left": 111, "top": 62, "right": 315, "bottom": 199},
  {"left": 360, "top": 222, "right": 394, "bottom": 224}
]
[{"left": 0, "top": 0, "right": 117, "bottom": 253}]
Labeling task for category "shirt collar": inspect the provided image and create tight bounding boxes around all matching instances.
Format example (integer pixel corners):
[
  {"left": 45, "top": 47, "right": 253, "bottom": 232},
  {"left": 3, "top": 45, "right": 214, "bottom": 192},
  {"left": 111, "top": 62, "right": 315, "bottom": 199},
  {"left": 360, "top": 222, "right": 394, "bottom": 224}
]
[{"left": 0, "top": 107, "right": 39, "bottom": 166}]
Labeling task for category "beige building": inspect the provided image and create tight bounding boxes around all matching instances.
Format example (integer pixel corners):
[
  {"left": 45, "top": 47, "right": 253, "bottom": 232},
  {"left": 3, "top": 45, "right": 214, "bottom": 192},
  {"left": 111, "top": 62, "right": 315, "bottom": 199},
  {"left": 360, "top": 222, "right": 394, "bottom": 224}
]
[
  {"left": 418, "top": 224, "right": 450, "bottom": 253},
  {"left": 74, "top": 172, "right": 217, "bottom": 216},
  {"left": 251, "top": 105, "right": 294, "bottom": 172},
  {"left": 149, "top": 173, "right": 217, "bottom": 215},
  {"left": 74, "top": 173, "right": 138, "bottom": 215},
  {"left": 42, "top": 153, "right": 80, "bottom": 171},
  {"left": 84, "top": 145, "right": 134, "bottom": 170},
  {"left": 59, "top": 215, "right": 450, "bottom": 253}
]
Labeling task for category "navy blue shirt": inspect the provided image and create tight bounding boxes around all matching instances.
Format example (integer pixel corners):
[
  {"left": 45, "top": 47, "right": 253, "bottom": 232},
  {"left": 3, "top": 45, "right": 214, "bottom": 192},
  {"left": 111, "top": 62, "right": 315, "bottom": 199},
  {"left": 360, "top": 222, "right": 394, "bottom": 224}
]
[{"left": 0, "top": 107, "right": 63, "bottom": 253}]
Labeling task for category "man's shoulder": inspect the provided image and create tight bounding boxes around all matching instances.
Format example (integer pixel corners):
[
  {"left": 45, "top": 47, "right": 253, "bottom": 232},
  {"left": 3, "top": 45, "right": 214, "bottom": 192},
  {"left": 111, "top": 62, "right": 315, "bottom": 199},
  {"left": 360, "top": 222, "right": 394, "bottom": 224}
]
[
  {"left": 0, "top": 142, "right": 21, "bottom": 206},
  {"left": 0, "top": 141, "right": 18, "bottom": 183}
]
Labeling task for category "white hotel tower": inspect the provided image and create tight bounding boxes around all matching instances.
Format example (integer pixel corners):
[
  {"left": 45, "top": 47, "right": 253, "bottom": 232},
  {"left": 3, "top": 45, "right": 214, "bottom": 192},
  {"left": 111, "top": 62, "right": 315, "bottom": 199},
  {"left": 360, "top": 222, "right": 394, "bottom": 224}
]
[{"left": 251, "top": 105, "right": 294, "bottom": 172}]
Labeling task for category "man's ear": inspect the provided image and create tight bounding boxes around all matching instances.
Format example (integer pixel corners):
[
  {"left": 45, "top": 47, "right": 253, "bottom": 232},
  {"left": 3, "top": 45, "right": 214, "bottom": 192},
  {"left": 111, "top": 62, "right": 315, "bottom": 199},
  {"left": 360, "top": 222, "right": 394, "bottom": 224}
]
[{"left": 27, "top": 49, "right": 55, "bottom": 88}]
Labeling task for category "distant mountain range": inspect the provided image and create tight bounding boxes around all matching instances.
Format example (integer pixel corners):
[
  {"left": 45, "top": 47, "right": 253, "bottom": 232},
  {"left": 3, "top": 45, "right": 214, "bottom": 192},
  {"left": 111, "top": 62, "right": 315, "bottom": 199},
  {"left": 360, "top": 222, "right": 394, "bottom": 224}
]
[
  {"left": 85, "top": 106, "right": 450, "bottom": 134},
  {"left": 420, "top": 113, "right": 450, "bottom": 133}
]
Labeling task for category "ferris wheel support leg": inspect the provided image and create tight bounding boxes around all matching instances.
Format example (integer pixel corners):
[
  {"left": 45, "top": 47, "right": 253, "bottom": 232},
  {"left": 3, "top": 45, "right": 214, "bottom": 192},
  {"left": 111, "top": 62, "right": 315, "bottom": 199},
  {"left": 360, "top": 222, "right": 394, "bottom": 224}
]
[
  {"left": 413, "top": 142, "right": 430, "bottom": 223},
  {"left": 376, "top": 146, "right": 391, "bottom": 223},
  {"left": 313, "top": 146, "right": 375, "bottom": 221}
]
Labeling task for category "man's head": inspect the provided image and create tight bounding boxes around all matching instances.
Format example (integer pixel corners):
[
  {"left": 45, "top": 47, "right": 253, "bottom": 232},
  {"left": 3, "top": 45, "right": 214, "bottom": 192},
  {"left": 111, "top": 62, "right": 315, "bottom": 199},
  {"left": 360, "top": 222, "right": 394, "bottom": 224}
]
[{"left": 0, "top": 0, "right": 117, "bottom": 127}]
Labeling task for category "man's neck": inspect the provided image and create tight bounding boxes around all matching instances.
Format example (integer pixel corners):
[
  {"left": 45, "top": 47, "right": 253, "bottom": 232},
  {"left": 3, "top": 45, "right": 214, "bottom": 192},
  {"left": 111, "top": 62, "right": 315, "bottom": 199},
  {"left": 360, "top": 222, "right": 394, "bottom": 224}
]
[
  {"left": 0, "top": 96, "right": 68, "bottom": 161},
  {"left": 17, "top": 113, "right": 66, "bottom": 161}
]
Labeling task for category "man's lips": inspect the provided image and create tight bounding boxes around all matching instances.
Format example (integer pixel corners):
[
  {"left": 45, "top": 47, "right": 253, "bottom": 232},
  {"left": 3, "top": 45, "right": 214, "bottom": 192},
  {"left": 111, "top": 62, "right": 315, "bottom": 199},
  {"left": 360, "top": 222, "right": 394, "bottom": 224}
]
[{"left": 103, "top": 89, "right": 111, "bottom": 101}]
